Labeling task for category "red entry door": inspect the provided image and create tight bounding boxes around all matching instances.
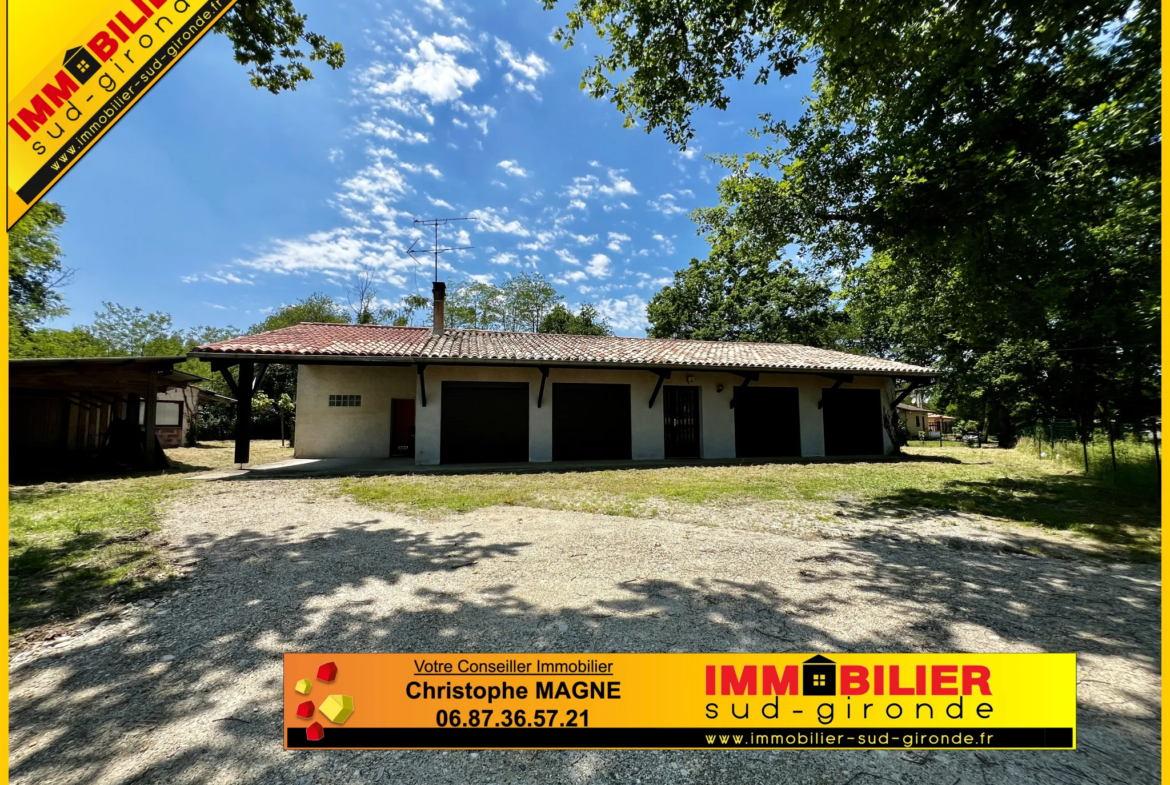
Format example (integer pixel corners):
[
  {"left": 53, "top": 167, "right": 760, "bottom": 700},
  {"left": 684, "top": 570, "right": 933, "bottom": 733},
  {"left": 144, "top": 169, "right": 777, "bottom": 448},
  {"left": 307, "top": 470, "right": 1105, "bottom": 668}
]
[{"left": 391, "top": 398, "right": 415, "bottom": 456}]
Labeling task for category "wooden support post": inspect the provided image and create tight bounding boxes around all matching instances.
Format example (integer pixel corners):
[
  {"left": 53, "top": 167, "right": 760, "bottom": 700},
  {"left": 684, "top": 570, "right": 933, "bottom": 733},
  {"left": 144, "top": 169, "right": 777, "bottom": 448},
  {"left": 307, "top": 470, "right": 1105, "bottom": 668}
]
[
  {"left": 99, "top": 400, "right": 112, "bottom": 447},
  {"left": 143, "top": 378, "right": 158, "bottom": 469},
  {"left": 235, "top": 361, "right": 254, "bottom": 465},
  {"left": 87, "top": 396, "right": 100, "bottom": 450},
  {"left": 417, "top": 364, "right": 428, "bottom": 408},
  {"left": 79, "top": 400, "right": 92, "bottom": 451}
]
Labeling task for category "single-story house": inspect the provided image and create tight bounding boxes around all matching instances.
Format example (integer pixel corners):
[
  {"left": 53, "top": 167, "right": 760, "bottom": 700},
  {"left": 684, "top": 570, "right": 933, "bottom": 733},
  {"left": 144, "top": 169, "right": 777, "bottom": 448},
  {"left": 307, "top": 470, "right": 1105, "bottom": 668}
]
[
  {"left": 190, "top": 284, "right": 935, "bottom": 466},
  {"left": 9, "top": 356, "right": 234, "bottom": 472},
  {"left": 897, "top": 402, "right": 932, "bottom": 433}
]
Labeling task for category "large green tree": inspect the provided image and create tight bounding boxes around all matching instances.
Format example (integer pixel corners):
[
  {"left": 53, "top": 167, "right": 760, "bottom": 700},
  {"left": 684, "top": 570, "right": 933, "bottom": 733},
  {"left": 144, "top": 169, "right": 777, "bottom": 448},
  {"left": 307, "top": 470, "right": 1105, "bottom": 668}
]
[{"left": 547, "top": 0, "right": 1161, "bottom": 440}]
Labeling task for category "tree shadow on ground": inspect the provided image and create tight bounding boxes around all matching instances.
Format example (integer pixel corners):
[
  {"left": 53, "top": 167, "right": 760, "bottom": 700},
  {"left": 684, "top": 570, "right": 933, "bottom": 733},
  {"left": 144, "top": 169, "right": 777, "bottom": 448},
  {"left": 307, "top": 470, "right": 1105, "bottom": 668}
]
[
  {"left": 8, "top": 496, "right": 1160, "bottom": 785},
  {"left": 834, "top": 472, "right": 1160, "bottom": 558}
]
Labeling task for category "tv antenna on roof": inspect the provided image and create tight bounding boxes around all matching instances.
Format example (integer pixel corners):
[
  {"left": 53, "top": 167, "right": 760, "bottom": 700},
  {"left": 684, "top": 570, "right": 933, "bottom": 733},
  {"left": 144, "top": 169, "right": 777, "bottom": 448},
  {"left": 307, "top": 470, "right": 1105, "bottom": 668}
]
[{"left": 406, "top": 216, "right": 476, "bottom": 282}]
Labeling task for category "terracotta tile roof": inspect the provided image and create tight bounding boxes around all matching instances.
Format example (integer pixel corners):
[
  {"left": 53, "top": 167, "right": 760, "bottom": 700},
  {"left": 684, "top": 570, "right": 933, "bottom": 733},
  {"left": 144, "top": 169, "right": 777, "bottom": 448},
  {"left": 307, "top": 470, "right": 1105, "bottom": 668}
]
[{"left": 192, "top": 322, "right": 935, "bottom": 376}]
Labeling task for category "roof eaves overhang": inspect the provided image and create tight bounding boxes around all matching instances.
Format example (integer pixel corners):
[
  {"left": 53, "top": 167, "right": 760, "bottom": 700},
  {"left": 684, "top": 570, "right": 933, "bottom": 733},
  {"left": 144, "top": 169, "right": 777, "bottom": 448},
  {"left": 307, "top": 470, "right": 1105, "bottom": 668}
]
[{"left": 187, "top": 351, "right": 937, "bottom": 379}]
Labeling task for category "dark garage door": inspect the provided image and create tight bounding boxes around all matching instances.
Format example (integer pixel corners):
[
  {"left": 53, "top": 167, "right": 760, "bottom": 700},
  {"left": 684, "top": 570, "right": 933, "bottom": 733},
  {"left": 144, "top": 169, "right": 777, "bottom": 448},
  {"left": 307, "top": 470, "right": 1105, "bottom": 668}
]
[
  {"left": 822, "top": 388, "right": 884, "bottom": 456},
  {"left": 552, "top": 383, "right": 632, "bottom": 461},
  {"left": 733, "top": 386, "right": 802, "bottom": 458},
  {"left": 440, "top": 381, "right": 529, "bottom": 464}
]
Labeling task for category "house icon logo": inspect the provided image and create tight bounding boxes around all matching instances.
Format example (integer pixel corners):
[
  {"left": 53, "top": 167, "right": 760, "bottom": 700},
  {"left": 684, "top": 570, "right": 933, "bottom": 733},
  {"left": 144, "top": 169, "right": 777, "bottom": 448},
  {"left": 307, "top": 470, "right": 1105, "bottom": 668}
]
[
  {"left": 802, "top": 654, "right": 836, "bottom": 696},
  {"left": 63, "top": 46, "right": 101, "bottom": 85}
]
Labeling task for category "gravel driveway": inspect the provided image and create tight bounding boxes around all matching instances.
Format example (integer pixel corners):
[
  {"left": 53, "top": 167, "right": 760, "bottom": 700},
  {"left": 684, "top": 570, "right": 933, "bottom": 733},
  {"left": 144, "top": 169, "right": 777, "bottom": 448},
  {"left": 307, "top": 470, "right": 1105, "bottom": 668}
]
[{"left": 10, "top": 478, "right": 1160, "bottom": 784}]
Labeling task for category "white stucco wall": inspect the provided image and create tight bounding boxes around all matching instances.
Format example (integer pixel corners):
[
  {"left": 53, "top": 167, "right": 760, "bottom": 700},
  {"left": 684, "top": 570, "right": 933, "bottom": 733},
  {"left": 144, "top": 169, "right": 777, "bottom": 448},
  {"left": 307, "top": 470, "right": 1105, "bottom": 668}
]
[
  {"left": 294, "top": 365, "right": 415, "bottom": 458},
  {"left": 298, "top": 362, "right": 896, "bottom": 462}
]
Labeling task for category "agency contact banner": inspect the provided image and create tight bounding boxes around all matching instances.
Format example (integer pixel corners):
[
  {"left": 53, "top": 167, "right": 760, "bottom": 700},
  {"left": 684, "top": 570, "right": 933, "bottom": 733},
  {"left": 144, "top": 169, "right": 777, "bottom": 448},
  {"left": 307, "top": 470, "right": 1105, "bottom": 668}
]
[{"left": 284, "top": 652, "right": 1076, "bottom": 751}]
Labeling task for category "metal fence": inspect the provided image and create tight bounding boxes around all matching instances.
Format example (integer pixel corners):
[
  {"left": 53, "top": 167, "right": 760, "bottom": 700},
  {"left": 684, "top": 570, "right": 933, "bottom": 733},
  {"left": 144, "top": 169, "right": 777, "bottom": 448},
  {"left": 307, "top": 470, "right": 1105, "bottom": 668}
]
[{"left": 1017, "top": 418, "right": 1161, "bottom": 493}]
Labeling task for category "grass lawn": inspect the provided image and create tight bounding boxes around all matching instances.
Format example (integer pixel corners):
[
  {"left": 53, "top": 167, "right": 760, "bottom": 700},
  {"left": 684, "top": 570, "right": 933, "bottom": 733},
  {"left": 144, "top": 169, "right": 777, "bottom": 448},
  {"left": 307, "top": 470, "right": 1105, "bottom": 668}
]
[
  {"left": 8, "top": 440, "right": 293, "bottom": 640},
  {"left": 9, "top": 477, "right": 188, "bottom": 637},
  {"left": 342, "top": 445, "right": 1159, "bottom": 559}
]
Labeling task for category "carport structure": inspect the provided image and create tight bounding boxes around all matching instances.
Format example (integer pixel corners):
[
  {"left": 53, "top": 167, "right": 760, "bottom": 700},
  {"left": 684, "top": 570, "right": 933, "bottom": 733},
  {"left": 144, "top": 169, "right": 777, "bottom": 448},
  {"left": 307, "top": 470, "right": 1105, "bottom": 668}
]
[
  {"left": 9, "top": 356, "right": 233, "bottom": 472},
  {"left": 190, "top": 318, "right": 936, "bottom": 467}
]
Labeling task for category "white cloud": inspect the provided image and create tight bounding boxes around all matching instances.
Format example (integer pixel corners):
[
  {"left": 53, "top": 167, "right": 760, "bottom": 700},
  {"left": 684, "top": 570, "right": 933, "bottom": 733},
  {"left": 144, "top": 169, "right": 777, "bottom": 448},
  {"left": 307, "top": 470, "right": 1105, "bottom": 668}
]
[
  {"left": 429, "top": 196, "right": 454, "bottom": 209},
  {"left": 564, "top": 174, "right": 598, "bottom": 199},
  {"left": 596, "top": 295, "right": 650, "bottom": 333},
  {"left": 564, "top": 270, "right": 588, "bottom": 282},
  {"left": 470, "top": 207, "right": 530, "bottom": 236},
  {"left": 599, "top": 169, "right": 637, "bottom": 196},
  {"left": 494, "top": 38, "right": 551, "bottom": 98},
  {"left": 652, "top": 233, "right": 676, "bottom": 254},
  {"left": 491, "top": 252, "right": 519, "bottom": 266},
  {"left": 453, "top": 101, "right": 497, "bottom": 134},
  {"left": 497, "top": 159, "right": 530, "bottom": 178},
  {"left": 359, "top": 34, "right": 478, "bottom": 104},
  {"left": 339, "top": 160, "right": 409, "bottom": 206},
  {"left": 568, "top": 199, "right": 587, "bottom": 211},
  {"left": 555, "top": 248, "right": 580, "bottom": 265},
  {"left": 571, "top": 233, "right": 597, "bottom": 245},
  {"left": 468, "top": 273, "right": 495, "bottom": 284},
  {"left": 239, "top": 227, "right": 412, "bottom": 283},
  {"left": 398, "top": 161, "right": 442, "bottom": 178},
  {"left": 355, "top": 116, "right": 429, "bottom": 144},
  {"left": 328, "top": 148, "right": 344, "bottom": 163},
  {"left": 182, "top": 271, "right": 255, "bottom": 285},
  {"left": 649, "top": 193, "right": 687, "bottom": 216},
  {"left": 586, "top": 253, "right": 612, "bottom": 278},
  {"left": 606, "top": 232, "right": 631, "bottom": 252}
]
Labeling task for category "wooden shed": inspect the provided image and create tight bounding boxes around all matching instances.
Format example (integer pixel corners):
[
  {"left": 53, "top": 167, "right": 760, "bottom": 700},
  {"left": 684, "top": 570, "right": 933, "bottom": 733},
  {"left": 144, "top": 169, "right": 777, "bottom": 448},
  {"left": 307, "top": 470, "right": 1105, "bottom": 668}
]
[{"left": 9, "top": 356, "right": 234, "bottom": 476}]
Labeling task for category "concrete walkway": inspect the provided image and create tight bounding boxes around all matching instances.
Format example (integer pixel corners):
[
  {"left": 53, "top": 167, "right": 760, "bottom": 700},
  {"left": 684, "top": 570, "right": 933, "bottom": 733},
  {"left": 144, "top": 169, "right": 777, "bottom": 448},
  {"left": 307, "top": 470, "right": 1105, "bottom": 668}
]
[{"left": 188, "top": 452, "right": 945, "bottom": 481}]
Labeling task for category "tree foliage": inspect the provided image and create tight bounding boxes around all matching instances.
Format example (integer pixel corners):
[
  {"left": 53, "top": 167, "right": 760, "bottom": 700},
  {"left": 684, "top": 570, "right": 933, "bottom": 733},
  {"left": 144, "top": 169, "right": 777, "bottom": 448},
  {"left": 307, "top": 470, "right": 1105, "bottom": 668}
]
[
  {"left": 445, "top": 274, "right": 564, "bottom": 332},
  {"left": 547, "top": 0, "right": 1161, "bottom": 439},
  {"left": 215, "top": 0, "right": 345, "bottom": 93},
  {"left": 539, "top": 303, "right": 614, "bottom": 336},
  {"left": 248, "top": 292, "right": 347, "bottom": 333},
  {"left": 9, "top": 201, "right": 71, "bottom": 343}
]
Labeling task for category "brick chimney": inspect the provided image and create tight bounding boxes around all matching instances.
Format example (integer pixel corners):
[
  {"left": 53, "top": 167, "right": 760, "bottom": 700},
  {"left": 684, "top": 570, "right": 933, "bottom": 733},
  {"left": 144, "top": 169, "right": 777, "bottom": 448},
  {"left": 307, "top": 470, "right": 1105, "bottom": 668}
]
[{"left": 431, "top": 281, "right": 446, "bottom": 335}]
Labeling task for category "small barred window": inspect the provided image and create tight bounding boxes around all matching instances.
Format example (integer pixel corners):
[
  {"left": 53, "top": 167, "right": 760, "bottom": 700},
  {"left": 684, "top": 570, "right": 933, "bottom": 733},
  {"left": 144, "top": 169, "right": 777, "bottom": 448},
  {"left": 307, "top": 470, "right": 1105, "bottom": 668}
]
[{"left": 328, "top": 394, "right": 362, "bottom": 407}]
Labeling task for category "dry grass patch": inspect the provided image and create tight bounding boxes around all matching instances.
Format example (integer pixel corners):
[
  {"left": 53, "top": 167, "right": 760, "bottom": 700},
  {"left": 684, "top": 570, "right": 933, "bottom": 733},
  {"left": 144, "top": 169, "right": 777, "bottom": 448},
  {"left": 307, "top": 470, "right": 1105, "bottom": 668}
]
[{"left": 166, "top": 439, "right": 294, "bottom": 472}]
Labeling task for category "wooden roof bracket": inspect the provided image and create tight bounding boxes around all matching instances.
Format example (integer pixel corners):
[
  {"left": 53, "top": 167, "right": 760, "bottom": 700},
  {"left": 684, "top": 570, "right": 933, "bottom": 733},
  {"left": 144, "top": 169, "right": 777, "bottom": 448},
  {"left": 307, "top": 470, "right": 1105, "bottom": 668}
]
[
  {"left": 219, "top": 368, "right": 239, "bottom": 397},
  {"left": 648, "top": 370, "right": 672, "bottom": 409},
  {"left": 536, "top": 366, "right": 550, "bottom": 408},
  {"left": 817, "top": 374, "right": 855, "bottom": 409},
  {"left": 890, "top": 377, "right": 934, "bottom": 409},
  {"left": 729, "top": 371, "right": 760, "bottom": 409}
]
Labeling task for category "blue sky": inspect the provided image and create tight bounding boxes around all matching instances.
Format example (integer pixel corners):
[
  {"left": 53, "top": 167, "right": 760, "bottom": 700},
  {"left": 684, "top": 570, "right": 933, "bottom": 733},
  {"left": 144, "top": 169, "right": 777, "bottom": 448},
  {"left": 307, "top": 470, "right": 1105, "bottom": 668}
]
[{"left": 47, "top": 0, "right": 812, "bottom": 337}]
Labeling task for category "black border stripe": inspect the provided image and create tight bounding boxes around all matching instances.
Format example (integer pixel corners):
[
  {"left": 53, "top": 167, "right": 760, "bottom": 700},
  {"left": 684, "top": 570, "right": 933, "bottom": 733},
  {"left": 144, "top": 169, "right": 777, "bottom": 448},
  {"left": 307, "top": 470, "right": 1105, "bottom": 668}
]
[{"left": 286, "top": 726, "right": 1074, "bottom": 750}]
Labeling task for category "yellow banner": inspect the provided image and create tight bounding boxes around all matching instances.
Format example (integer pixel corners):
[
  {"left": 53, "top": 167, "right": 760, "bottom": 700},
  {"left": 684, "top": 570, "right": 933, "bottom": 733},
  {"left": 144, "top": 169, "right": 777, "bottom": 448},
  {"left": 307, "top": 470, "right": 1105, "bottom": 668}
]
[
  {"left": 6, "top": 0, "right": 237, "bottom": 227},
  {"left": 283, "top": 652, "right": 1076, "bottom": 750}
]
